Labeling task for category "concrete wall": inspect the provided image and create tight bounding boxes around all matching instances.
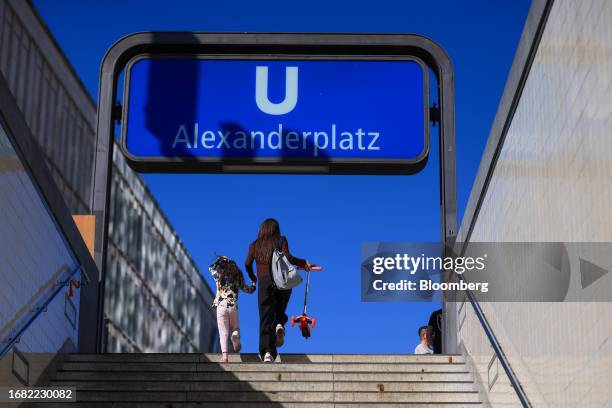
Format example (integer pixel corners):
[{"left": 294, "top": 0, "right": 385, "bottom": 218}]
[
  {"left": 0, "top": 0, "right": 217, "bottom": 353},
  {"left": 0, "top": 0, "right": 95, "bottom": 214},
  {"left": 106, "top": 149, "right": 217, "bottom": 353},
  {"left": 0, "top": 120, "right": 80, "bottom": 385},
  {"left": 457, "top": 1, "right": 612, "bottom": 407}
]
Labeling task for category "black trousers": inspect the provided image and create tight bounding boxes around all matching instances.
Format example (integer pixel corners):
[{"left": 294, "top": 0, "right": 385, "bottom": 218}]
[{"left": 258, "top": 277, "right": 292, "bottom": 358}]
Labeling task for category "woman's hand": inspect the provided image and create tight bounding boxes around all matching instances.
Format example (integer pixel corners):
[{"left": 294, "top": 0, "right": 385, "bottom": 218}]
[{"left": 304, "top": 261, "right": 312, "bottom": 271}]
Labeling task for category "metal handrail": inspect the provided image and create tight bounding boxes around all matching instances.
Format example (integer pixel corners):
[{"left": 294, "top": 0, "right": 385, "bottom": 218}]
[
  {"left": 452, "top": 0, "right": 555, "bottom": 402},
  {"left": 459, "top": 274, "right": 532, "bottom": 408},
  {"left": 0, "top": 265, "right": 84, "bottom": 360}
]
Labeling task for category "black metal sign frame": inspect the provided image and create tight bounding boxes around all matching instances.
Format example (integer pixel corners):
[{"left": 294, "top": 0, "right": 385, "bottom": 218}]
[
  {"left": 120, "top": 53, "right": 430, "bottom": 175},
  {"left": 91, "top": 33, "right": 458, "bottom": 353}
]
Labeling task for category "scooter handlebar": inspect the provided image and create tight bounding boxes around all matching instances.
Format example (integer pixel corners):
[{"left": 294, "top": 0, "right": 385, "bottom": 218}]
[{"left": 299, "top": 265, "right": 322, "bottom": 271}]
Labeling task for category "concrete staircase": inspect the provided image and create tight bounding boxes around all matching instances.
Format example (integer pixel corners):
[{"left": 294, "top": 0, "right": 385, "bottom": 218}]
[{"left": 37, "top": 353, "right": 482, "bottom": 407}]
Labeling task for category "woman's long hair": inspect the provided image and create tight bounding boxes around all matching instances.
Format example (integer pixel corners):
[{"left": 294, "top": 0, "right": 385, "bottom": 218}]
[{"left": 252, "top": 218, "right": 281, "bottom": 263}]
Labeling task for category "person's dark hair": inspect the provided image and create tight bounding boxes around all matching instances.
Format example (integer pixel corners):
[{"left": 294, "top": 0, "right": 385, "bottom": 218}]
[
  {"left": 418, "top": 325, "right": 429, "bottom": 338},
  {"left": 252, "top": 218, "right": 281, "bottom": 263}
]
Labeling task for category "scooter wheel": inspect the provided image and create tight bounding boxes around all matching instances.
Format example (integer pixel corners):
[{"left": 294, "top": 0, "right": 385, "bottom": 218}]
[
  {"left": 290, "top": 316, "right": 295, "bottom": 327},
  {"left": 311, "top": 318, "right": 316, "bottom": 328}
]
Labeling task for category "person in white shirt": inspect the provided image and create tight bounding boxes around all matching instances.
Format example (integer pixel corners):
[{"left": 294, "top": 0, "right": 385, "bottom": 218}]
[{"left": 414, "top": 325, "right": 434, "bottom": 354}]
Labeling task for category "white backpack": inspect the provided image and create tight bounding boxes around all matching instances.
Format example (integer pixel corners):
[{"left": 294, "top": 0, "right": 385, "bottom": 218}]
[{"left": 271, "top": 238, "right": 303, "bottom": 290}]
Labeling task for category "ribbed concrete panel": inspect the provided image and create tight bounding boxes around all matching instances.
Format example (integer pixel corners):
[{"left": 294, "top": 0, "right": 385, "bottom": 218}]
[
  {"left": 106, "top": 148, "right": 217, "bottom": 353},
  {"left": 0, "top": 0, "right": 94, "bottom": 214},
  {"left": 457, "top": 0, "right": 612, "bottom": 406},
  {"left": 0, "top": 120, "right": 79, "bottom": 356}
]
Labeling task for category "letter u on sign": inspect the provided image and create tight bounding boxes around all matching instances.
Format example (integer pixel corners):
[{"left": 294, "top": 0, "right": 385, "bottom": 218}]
[{"left": 255, "top": 66, "right": 298, "bottom": 115}]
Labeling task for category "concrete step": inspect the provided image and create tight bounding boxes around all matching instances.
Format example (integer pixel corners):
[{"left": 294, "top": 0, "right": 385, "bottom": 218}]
[
  {"left": 55, "top": 370, "right": 474, "bottom": 382},
  {"left": 43, "top": 353, "right": 481, "bottom": 406},
  {"left": 24, "top": 403, "right": 481, "bottom": 408},
  {"left": 64, "top": 353, "right": 464, "bottom": 364},
  {"left": 69, "top": 390, "right": 481, "bottom": 403},
  {"left": 50, "top": 380, "right": 476, "bottom": 392},
  {"left": 60, "top": 361, "right": 468, "bottom": 373}
]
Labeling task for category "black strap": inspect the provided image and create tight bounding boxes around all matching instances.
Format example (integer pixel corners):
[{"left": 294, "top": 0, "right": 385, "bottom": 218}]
[{"left": 274, "top": 236, "right": 283, "bottom": 252}]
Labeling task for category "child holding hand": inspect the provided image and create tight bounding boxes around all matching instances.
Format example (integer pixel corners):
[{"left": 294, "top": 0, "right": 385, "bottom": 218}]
[{"left": 209, "top": 256, "right": 256, "bottom": 362}]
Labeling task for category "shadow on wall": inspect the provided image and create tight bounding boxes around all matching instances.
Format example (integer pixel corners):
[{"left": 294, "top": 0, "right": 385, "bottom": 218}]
[
  {"left": 218, "top": 121, "right": 330, "bottom": 163},
  {"left": 143, "top": 44, "right": 330, "bottom": 166},
  {"left": 144, "top": 33, "right": 198, "bottom": 161}
]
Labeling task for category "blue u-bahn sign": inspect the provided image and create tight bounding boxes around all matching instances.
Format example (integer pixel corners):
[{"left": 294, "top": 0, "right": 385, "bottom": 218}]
[{"left": 121, "top": 56, "right": 429, "bottom": 174}]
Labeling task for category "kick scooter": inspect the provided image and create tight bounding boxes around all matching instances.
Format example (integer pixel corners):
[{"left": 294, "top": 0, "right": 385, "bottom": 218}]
[{"left": 290, "top": 265, "right": 322, "bottom": 339}]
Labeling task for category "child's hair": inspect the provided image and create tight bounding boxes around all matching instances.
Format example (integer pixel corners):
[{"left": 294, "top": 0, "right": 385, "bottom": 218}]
[
  {"left": 210, "top": 255, "right": 233, "bottom": 272},
  {"left": 209, "top": 255, "right": 244, "bottom": 283}
]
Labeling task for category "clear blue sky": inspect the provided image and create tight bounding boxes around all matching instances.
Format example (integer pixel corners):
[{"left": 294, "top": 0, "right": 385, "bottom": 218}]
[{"left": 33, "top": 0, "right": 531, "bottom": 354}]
